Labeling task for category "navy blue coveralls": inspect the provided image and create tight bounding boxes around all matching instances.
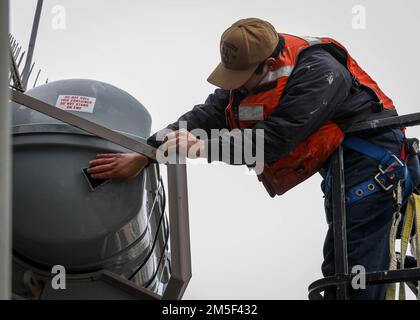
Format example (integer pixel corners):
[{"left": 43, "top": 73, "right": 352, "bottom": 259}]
[{"left": 148, "top": 45, "right": 420, "bottom": 299}]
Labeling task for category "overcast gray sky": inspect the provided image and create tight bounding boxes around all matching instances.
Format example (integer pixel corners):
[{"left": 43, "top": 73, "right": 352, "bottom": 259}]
[{"left": 10, "top": 0, "right": 420, "bottom": 299}]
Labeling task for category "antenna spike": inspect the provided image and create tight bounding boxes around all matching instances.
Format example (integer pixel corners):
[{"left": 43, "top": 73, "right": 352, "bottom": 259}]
[
  {"left": 11, "top": 40, "right": 16, "bottom": 53},
  {"left": 14, "top": 46, "right": 21, "bottom": 61},
  {"left": 17, "top": 51, "right": 25, "bottom": 69},
  {"left": 33, "top": 69, "right": 41, "bottom": 88},
  {"left": 26, "top": 62, "right": 35, "bottom": 83},
  {"left": 8, "top": 44, "right": 24, "bottom": 90}
]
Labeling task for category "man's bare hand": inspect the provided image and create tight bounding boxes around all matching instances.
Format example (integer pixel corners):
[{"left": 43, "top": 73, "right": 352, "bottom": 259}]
[
  {"left": 162, "top": 128, "right": 205, "bottom": 159},
  {"left": 88, "top": 153, "right": 149, "bottom": 180}
]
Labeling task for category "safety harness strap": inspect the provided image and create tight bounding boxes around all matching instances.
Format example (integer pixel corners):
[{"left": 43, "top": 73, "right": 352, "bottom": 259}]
[
  {"left": 398, "top": 194, "right": 415, "bottom": 299},
  {"left": 415, "top": 197, "right": 420, "bottom": 300},
  {"left": 342, "top": 136, "right": 396, "bottom": 165},
  {"left": 342, "top": 136, "right": 418, "bottom": 300},
  {"left": 386, "top": 181, "right": 403, "bottom": 300},
  {"left": 346, "top": 168, "right": 408, "bottom": 205},
  {"left": 342, "top": 136, "right": 411, "bottom": 205},
  {"left": 399, "top": 193, "right": 420, "bottom": 300},
  {"left": 387, "top": 193, "right": 420, "bottom": 300}
]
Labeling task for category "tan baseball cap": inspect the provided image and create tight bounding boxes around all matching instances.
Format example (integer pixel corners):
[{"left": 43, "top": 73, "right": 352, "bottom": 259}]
[{"left": 207, "top": 18, "right": 279, "bottom": 90}]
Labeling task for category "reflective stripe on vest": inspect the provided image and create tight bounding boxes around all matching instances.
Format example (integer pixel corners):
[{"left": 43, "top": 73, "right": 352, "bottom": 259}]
[
  {"left": 238, "top": 104, "right": 265, "bottom": 121},
  {"left": 301, "top": 35, "right": 323, "bottom": 46},
  {"left": 259, "top": 36, "right": 324, "bottom": 87},
  {"left": 260, "top": 65, "right": 295, "bottom": 86}
]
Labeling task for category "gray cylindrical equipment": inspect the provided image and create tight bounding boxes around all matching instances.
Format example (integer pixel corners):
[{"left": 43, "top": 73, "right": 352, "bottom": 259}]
[{"left": 11, "top": 79, "right": 164, "bottom": 282}]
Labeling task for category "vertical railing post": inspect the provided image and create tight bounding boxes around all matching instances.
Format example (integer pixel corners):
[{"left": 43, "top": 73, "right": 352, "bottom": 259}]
[
  {"left": 162, "top": 164, "right": 192, "bottom": 300},
  {"left": 21, "top": 0, "right": 43, "bottom": 89},
  {"left": 331, "top": 146, "right": 350, "bottom": 300},
  {"left": 0, "top": 0, "right": 11, "bottom": 301}
]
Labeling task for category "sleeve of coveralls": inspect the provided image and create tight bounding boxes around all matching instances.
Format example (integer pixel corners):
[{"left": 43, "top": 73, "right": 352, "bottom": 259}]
[{"left": 204, "top": 49, "right": 354, "bottom": 165}]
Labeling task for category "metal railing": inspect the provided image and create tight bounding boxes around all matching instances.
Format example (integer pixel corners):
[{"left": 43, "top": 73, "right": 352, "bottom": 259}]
[{"left": 309, "top": 113, "right": 420, "bottom": 300}]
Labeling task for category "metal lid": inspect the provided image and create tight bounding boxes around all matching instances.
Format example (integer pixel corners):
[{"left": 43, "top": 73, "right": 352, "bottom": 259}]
[{"left": 12, "top": 79, "right": 152, "bottom": 138}]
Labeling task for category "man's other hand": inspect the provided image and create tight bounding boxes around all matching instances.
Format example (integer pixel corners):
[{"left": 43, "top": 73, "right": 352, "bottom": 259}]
[
  {"left": 88, "top": 153, "right": 149, "bottom": 180},
  {"left": 162, "top": 128, "right": 205, "bottom": 159}
]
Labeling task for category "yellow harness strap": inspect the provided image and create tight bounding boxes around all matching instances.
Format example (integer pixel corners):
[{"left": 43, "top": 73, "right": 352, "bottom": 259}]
[
  {"left": 386, "top": 193, "right": 420, "bottom": 300},
  {"left": 386, "top": 182, "right": 403, "bottom": 300},
  {"left": 413, "top": 194, "right": 420, "bottom": 299}
]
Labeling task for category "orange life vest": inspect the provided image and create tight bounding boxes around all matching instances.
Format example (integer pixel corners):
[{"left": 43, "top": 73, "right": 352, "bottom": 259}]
[{"left": 225, "top": 34, "right": 395, "bottom": 197}]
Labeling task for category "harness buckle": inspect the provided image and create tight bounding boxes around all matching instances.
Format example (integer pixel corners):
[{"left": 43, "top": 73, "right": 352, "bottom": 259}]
[
  {"left": 378, "top": 155, "right": 404, "bottom": 174},
  {"left": 374, "top": 155, "right": 405, "bottom": 191},
  {"left": 374, "top": 173, "right": 394, "bottom": 191}
]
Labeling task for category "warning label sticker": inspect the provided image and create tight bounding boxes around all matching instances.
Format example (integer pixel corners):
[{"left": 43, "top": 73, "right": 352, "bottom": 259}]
[{"left": 55, "top": 95, "right": 96, "bottom": 113}]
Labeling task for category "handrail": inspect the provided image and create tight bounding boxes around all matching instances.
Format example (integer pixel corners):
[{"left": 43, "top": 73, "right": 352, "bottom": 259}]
[
  {"left": 347, "top": 112, "right": 420, "bottom": 133},
  {"left": 310, "top": 111, "right": 420, "bottom": 300},
  {"left": 163, "top": 164, "right": 192, "bottom": 300},
  {"left": 309, "top": 267, "right": 420, "bottom": 300}
]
